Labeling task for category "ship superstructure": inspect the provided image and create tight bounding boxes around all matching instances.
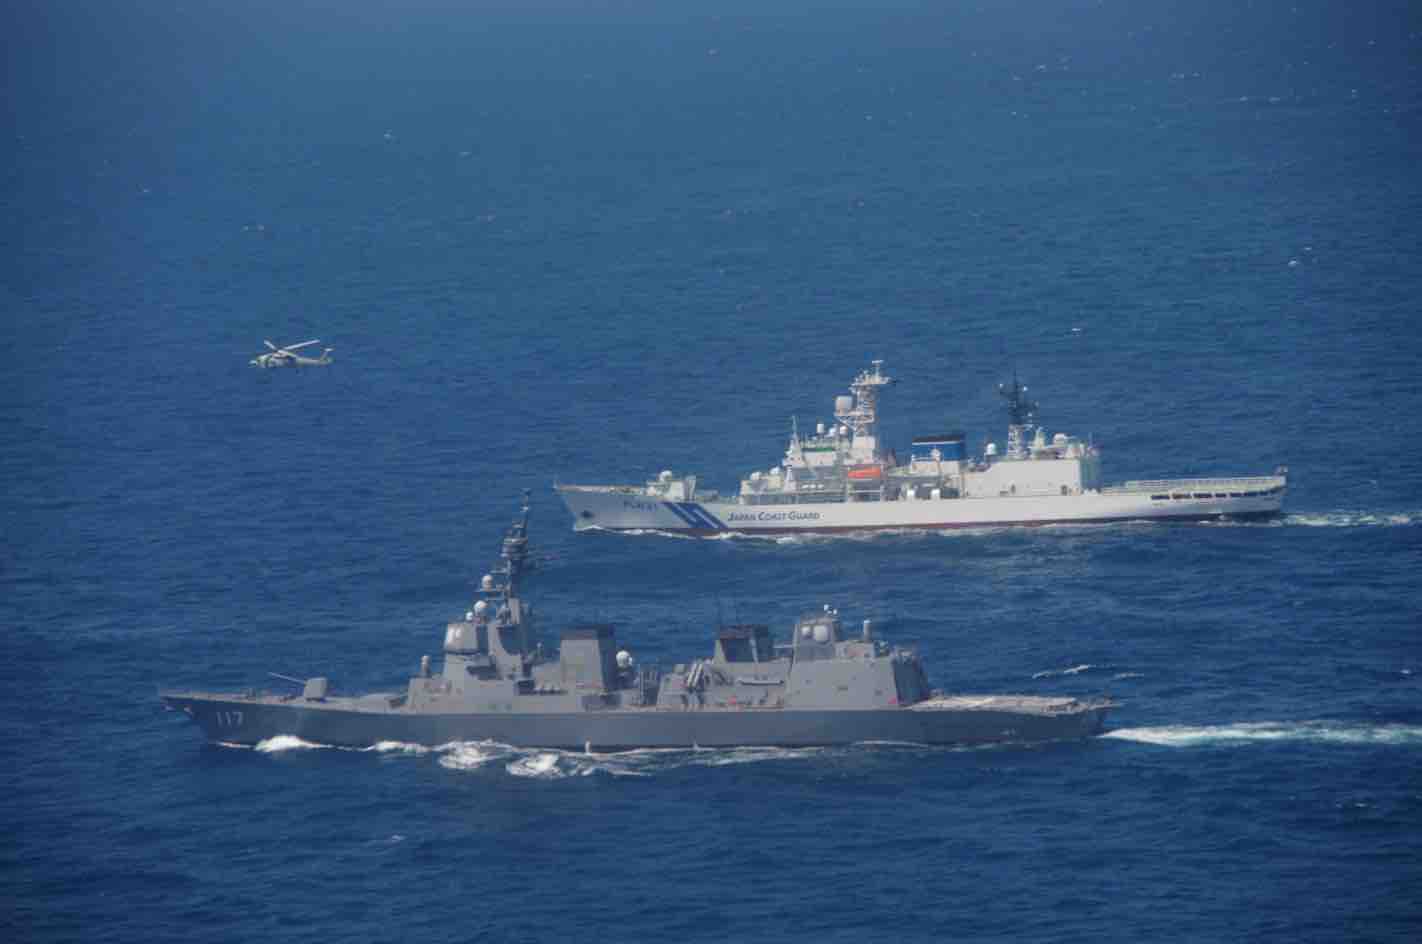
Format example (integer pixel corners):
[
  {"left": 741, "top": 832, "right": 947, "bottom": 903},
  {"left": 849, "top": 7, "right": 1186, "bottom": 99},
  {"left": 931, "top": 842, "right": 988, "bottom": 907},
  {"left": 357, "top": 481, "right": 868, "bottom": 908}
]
[
  {"left": 556, "top": 361, "right": 1286, "bottom": 535},
  {"left": 161, "top": 496, "right": 1112, "bottom": 749}
]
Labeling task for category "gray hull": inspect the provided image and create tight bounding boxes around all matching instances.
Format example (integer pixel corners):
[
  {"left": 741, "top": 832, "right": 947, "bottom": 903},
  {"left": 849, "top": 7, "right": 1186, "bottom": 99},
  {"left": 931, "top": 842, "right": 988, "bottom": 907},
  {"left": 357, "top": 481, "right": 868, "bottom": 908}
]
[
  {"left": 162, "top": 692, "right": 1111, "bottom": 750},
  {"left": 161, "top": 498, "right": 1115, "bottom": 755}
]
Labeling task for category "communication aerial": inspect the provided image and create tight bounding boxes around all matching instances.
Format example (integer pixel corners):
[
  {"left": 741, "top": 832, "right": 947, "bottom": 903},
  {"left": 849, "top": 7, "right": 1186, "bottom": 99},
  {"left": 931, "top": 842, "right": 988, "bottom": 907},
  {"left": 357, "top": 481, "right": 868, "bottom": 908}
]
[{"left": 998, "top": 370, "right": 1039, "bottom": 459}]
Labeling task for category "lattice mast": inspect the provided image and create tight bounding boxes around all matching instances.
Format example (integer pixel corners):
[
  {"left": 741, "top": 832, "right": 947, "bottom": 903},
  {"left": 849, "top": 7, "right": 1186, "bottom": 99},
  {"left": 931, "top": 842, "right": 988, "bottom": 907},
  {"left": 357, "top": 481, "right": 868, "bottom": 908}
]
[
  {"left": 835, "top": 359, "right": 895, "bottom": 461},
  {"left": 998, "top": 371, "right": 1038, "bottom": 460}
]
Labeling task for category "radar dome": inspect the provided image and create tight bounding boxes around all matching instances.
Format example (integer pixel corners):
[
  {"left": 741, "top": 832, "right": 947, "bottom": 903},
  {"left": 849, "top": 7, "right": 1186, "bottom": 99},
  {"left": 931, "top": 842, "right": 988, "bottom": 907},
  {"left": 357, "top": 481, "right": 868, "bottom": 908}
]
[
  {"left": 480, "top": 574, "right": 495, "bottom": 591},
  {"left": 616, "top": 650, "right": 634, "bottom": 669},
  {"left": 835, "top": 395, "right": 853, "bottom": 413},
  {"left": 812, "top": 623, "right": 831, "bottom": 644},
  {"left": 473, "top": 600, "right": 489, "bottom": 616}
]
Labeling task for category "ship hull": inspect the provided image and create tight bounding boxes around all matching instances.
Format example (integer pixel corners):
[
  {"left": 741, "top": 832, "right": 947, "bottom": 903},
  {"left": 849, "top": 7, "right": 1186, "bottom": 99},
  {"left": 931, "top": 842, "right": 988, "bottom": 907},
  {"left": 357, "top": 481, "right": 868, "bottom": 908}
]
[
  {"left": 556, "top": 483, "right": 1285, "bottom": 535},
  {"left": 162, "top": 693, "right": 1110, "bottom": 750}
]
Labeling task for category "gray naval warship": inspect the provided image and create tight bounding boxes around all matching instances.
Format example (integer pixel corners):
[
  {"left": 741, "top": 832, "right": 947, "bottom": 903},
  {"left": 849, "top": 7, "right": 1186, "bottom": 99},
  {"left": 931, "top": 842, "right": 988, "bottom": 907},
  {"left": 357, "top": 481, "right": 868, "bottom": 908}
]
[{"left": 162, "top": 496, "right": 1113, "bottom": 750}]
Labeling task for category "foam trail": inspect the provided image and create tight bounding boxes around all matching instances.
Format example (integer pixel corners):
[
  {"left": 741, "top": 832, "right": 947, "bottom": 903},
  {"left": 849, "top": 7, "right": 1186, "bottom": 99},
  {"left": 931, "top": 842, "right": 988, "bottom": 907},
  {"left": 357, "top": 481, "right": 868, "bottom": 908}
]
[
  {"left": 1104, "top": 721, "right": 1422, "bottom": 748},
  {"left": 363, "top": 740, "right": 431, "bottom": 755},
  {"left": 688, "top": 746, "right": 828, "bottom": 767},
  {"left": 254, "top": 735, "right": 329, "bottom": 753},
  {"left": 437, "top": 740, "right": 516, "bottom": 770},
  {"left": 1033, "top": 664, "right": 1092, "bottom": 679},
  {"left": 506, "top": 753, "right": 565, "bottom": 778},
  {"left": 1284, "top": 511, "right": 1416, "bottom": 528}
]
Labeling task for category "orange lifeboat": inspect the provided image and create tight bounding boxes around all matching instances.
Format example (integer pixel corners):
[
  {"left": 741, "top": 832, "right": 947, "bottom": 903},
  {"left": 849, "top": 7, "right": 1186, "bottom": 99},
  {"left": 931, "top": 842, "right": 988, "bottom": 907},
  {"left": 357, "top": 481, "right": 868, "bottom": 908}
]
[{"left": 847, "top": 465, "right": 883, "bottom": 481}]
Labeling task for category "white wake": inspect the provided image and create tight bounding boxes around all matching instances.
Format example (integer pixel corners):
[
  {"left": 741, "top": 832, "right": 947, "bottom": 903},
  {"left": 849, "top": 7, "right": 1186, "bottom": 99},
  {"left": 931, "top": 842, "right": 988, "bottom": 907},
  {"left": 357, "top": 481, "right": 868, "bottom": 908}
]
[{"left": 1104, "top": 721, "right": 1422, "bottom": 748}]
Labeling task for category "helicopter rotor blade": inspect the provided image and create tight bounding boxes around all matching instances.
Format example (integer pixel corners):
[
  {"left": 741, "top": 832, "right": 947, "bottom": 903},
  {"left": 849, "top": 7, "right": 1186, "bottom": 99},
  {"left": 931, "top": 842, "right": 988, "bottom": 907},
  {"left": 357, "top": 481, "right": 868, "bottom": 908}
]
[
  {"left": 264, "top": 339, "right": 279, "bottom": 351},
  {"left": 283, "top": 339, "right": 320, "bottom": 352}
]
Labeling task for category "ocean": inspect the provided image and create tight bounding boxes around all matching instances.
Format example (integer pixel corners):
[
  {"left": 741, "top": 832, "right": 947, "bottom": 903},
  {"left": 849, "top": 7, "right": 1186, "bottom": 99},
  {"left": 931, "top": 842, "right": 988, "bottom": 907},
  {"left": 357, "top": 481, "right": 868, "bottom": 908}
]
[{"left": 5, "top": 0, "right": 1421, "bottom": 940}]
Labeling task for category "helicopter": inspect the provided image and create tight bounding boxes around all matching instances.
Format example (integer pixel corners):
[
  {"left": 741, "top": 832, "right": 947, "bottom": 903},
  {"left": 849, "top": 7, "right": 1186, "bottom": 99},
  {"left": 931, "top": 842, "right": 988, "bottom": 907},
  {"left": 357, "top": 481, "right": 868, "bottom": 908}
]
[{"left": 249, "top": 339, "right": 334, "bottom": 368}]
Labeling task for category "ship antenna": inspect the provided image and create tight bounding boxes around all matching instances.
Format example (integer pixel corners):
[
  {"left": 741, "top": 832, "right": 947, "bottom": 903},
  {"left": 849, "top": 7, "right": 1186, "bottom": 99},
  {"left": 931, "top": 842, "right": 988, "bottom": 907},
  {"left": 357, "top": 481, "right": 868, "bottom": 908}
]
[
  {"left": 998, "top": 368, "right": 1039, "bottom": 459},
  {"left": 496, "top": 490, "right": 533, "bottom": 600}
]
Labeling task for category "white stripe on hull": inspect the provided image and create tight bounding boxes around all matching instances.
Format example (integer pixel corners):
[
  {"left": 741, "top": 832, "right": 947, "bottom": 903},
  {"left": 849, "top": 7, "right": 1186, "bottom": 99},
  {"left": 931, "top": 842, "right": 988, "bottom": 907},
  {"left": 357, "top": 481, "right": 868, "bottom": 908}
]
[{"left": 557, "top": 486, "right": 1285, "bottom": 534}]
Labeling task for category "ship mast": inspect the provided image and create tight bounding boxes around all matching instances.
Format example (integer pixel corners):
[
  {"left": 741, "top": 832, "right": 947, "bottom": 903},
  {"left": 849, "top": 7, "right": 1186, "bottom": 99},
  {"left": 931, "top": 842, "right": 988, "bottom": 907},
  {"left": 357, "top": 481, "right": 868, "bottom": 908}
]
[
  {"left": 477, "top": 490, "right": 535, "bottom": 658},
  {"left": 494, "top": 490, "right": 532, "bottom": 600},
  {"left": 836, "top": 359, "right": 895, "bottom": 462},
  {"left": 998, "top": 370, "right": 1038, "bottom": 460}
]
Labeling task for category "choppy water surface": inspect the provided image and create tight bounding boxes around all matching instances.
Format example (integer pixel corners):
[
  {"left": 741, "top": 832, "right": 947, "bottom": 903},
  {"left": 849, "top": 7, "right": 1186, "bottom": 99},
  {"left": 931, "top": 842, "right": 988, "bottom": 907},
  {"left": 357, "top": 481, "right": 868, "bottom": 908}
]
[{"left": 5, "top": 1, "right": 1420, "bottom": 941}]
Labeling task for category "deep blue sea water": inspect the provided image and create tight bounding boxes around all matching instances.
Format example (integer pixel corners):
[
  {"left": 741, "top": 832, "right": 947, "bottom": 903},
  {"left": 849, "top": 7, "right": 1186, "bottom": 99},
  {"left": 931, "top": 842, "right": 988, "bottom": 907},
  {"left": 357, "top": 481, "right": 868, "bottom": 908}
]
[{"left": 5, "top": 1, "right": 1422, "bottom": 941}]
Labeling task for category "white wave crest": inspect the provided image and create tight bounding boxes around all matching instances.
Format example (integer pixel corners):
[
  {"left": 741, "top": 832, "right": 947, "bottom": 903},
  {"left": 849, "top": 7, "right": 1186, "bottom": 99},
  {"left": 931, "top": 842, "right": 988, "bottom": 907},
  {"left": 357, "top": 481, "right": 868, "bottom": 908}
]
[
  {"left": 685, "top": 745, "right": 828, "bottom": 767},
  {"left": 506, "top": 752, "right": 571, "bottom": 778},
  {"left": 614, "top": 528, "right": 702, "bottom": 540},
  {"left": 437, "top": 740, "right": 516, "bottom": 770},
  {"left": 429, "top": 741, "right": 834, "bottom": 777},
  {"left": 1104, "top": 721, "right": 1422, "bottom": 748},
  {"left": 363, "top": 740, "right": 431, "bottom": 755},
  {"left": 244, "top": 737, "right": 1021, "bottom": 776},
  {"left": 254, "top": 735, "right": 329, "bottom": 753},
  {"left": 1033, "top": 664, "right": 1093, "bottom": 679},
  {"left": 1285, "top": 511, "right": 1416, "bottom": 528}
]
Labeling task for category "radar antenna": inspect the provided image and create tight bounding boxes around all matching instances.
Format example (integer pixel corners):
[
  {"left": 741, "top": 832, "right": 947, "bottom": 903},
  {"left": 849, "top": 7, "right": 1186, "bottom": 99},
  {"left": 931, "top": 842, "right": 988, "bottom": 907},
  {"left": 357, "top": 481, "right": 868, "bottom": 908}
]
[
  {"left": 467, "top": 491, "right": 538, "bottom": 663},
  {"left": 834, "top": 359, "right": 896, "bottom": 461},
  {"left": 998, "top": 370, "right": 1039, "bottom": 459},
  {"left": 497, "top": 489, "right": 533, "bottom": 597}
]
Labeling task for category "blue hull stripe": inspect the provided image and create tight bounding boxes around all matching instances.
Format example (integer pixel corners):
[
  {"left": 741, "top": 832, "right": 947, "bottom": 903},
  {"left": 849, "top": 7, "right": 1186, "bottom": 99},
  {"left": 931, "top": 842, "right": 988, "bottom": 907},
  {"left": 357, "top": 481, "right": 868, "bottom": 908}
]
[
  {"left": 688, "top": 503, "right": 728, "bottom": 530},
  {"left": 661, "top": 502, "right": 702, "bottom": 529},
  {"left": 671, "top": 502, "right": 727, "bottom": 530}
]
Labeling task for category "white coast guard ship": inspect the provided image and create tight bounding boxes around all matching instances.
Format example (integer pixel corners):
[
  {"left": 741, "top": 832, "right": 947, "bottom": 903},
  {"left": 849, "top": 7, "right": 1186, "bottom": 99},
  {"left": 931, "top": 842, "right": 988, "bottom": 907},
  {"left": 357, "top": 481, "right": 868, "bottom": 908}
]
[{"left": 556, "top": 361, "right": 1287, "bottom": 536}]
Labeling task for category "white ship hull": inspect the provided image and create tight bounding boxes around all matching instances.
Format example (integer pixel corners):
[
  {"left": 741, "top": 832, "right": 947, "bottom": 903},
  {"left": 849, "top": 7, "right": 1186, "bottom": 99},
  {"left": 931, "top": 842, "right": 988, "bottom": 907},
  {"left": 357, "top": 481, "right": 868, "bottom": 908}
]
[
  {"left": 557, "top": 477, "right": 1287, "bottom": 535},
  {"left": 557, "top": 361, "right": 1286, "bottom": 536}
]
